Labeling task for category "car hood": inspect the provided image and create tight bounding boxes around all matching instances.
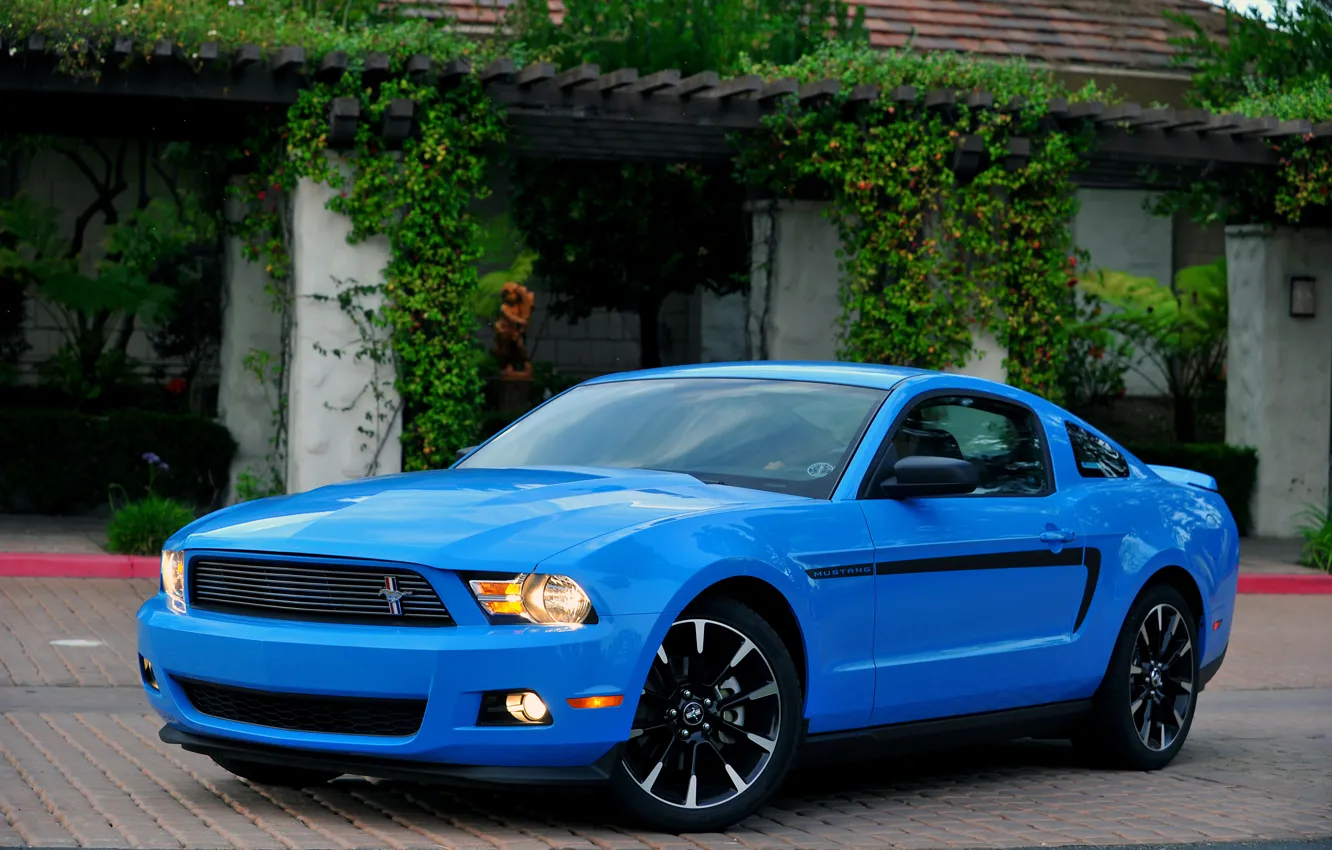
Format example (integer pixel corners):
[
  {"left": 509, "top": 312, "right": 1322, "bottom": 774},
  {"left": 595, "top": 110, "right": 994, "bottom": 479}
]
[{"left": 171, "top": 467, "right": 801, "bottom": 571}]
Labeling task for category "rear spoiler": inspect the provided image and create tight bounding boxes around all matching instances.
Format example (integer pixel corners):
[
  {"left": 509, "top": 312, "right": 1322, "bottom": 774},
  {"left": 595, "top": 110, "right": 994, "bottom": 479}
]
[{"left": 1149, "top": 464, "right": 1219, "bottom": 493}]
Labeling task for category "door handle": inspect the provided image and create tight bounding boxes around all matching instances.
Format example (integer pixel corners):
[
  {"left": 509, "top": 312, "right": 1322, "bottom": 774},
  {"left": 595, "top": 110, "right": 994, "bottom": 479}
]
[{"left": 1040, "top": 529, "right": 1076, "bottom": 544}]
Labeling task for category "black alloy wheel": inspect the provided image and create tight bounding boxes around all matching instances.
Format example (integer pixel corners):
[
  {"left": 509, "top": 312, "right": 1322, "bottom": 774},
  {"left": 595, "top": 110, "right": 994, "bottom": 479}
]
[
  {"left": 611, "top": 596, "right": 802, "bottom": 832},
  {"left": 1077, "top": 583, "right": 1200, "bottom": 770}
]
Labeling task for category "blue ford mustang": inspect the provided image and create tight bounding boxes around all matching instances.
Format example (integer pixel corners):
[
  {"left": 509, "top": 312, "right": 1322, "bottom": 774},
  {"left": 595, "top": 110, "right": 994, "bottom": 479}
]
[{"left": 139, "top": 363, "right": 1237, "bottom": 831}]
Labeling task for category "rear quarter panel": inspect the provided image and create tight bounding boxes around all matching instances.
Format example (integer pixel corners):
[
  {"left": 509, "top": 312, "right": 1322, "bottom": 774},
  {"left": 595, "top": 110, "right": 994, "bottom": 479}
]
[
  {"left": 538, "top": 499, "right": 878, "bottom": 734},
  {"left": 1057, "top": 417, "right": 1240, "bottom": 680}
]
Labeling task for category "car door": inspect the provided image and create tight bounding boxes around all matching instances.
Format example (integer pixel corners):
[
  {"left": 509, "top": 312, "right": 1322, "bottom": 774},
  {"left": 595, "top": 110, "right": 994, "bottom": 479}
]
[{"left": 859, "top": 389, "right": 1090, "bottom": 726}]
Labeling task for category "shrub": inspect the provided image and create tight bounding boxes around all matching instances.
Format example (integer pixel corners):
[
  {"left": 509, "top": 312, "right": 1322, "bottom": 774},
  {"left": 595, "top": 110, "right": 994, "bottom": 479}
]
[
  {"left": 0, "top": 409, "right": 236, "bottom": 514},
  {"left": 1124, "top": 442, "right": 1258, "bottom": 536},
  {"left": 106, "top": 495, "right": 196, "bottom": 555},
  {"left": 1296, "top": 506, "right": 1332, "bottom": 574}
]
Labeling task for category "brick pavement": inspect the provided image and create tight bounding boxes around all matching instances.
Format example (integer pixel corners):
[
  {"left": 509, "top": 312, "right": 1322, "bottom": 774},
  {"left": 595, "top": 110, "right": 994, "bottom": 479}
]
[{"left": 1, "top": 579, "right": 1330, "bottom": 849}]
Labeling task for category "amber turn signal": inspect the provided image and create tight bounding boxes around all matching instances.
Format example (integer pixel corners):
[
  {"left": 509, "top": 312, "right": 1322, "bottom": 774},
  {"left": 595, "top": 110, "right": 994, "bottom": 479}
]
[{"left": 567, "top": 695, "right": 624, "bottom": 709}]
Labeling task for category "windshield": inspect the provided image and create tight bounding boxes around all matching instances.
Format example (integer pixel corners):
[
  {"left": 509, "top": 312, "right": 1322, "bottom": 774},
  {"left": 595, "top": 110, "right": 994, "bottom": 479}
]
[{"left": 459, "top": 377, "right": 888, "bottom": 498}]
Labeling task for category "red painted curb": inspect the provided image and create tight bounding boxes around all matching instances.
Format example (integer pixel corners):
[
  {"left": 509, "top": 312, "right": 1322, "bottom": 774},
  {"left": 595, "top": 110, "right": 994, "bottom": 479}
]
[
  {"left": 1237, "top": 573, "right": 1332, "bottom": 594},
  {"left": 0, "top": 552, "right": 159, "bottom": 579}
]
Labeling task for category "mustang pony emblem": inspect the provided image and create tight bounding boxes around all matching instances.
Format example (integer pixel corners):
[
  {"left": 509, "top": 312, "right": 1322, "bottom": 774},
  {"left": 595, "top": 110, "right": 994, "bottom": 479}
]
[{"left": 378, "top": 576, "right": 414, "bottom": 615}]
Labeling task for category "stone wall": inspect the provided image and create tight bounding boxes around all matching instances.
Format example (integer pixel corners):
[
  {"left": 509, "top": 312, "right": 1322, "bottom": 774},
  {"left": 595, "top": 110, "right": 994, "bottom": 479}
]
[{"left": 1225, "top": 225, "right": 1332, "bottom": 537}]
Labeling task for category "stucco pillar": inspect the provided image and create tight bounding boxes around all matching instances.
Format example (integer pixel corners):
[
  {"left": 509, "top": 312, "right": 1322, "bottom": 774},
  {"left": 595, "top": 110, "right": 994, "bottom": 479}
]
[
  {"left": 217, "top": 185, "right": 284, "bottom": 503},
  {"left": 286, "top": 170, "right": 402, "bottom": 494},
  {"left": 1225, "top": 225, "right": 1332, "bottom": 536},
  {"left": 740, "top": 200, "right": 1006, "bottom": 377}
]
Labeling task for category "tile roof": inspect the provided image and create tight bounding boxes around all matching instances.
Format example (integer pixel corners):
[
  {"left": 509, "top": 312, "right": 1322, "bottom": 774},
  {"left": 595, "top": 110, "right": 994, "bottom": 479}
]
[{"left": 390, "top": 0, "right": 1229, "bottom": 73}]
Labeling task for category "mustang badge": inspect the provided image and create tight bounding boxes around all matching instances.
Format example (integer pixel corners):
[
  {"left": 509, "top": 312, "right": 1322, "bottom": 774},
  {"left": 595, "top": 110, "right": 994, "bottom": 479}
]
[{"left": 378, "top": 576, "right": 414, "bottom": 615}]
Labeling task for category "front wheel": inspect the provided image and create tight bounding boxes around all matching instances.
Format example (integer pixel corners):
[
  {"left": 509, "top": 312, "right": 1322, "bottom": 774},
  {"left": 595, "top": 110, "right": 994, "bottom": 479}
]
[
  {"left": 610, "top": 597, "right": 802, "bottom": 832},
  {"left": 1078, "top": 584, "right": 1200, "bottom": 770}
]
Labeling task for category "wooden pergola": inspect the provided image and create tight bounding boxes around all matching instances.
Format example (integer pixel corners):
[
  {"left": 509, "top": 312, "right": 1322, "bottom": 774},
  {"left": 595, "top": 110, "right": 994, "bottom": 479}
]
[{"left": 3, "top": 37, "right": 1329, "bottom": 186}]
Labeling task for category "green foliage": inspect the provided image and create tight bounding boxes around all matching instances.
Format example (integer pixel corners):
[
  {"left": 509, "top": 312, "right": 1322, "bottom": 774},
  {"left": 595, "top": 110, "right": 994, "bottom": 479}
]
[
  {"left": 507, "top": 0, "right": 863, "bottom": 370},
  {"left": 0, "top": 409, "right": 236, "bottom": 514},
  {"left": 510, "top": 0, "right": 866, "bottom": 76},
  {"left": 471, "top": 214, "right": 538, "bottom": 323},
  {"left": 738, "top": 43, "right": 1099, "bottom": 400},
  {"left": 1060, "top": 287, "right": 1132, "bottom": 411},
  {"left": 1296, "top": 504, "right": 1332, "bottom": 573},
  {"left": 106, "top": 495, "right": 196, "bottom": 556},
  {"left": 511, "top": 162, "right": 748, "bottom": 368},
  {"left": 0, "top": 194, "right": 197, "bottom": 401},
  {"left": 1125, "top": 442, "right": 1259, "bottom": 536},
  {"left": 0, "top": 0, "right": 472, "bottom": 79},
  {"left": 1164, "top": 1, "right": 1332, "bottom": 224},
  {"left": 280, "top": 76, "right": 506, "bottom": 468},
  {"left": 1077, "top": 259, "right": 1226, "bottom": 441}
]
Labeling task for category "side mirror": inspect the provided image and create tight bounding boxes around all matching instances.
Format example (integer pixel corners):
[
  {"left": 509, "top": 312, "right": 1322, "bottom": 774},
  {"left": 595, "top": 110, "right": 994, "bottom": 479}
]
[
  {"left": 455, "top": 446, "right": 477, "bottom": 460},
  {"left": 879, "top": 455, "right": 978, "bottom": 499}
]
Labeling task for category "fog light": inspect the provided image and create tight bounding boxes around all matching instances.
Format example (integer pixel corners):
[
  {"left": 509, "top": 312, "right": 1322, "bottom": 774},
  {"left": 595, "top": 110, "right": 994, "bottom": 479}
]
[
  {"left": 139, "top": 654, "right": 158, "bottom": 690},
  {"left": 509, "top": 692, "right": 548, "bottom": 723},
  {"left": 477, "top": 690, "right": 552, "bottom": 726}
]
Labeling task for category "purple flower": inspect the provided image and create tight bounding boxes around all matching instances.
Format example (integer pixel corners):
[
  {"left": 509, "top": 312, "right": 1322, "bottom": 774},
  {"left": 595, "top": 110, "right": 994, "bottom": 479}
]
[{"left": 142, "top": 452, "right": 161, "bottom": 465}]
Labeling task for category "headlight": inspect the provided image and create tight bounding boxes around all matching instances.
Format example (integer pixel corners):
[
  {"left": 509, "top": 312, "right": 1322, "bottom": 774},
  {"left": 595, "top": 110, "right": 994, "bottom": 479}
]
[
  {"left": 160, "top": 550, "right": 186, "bottom": 614},
  {"left": 467, "top": 573, "right": 594, "bottom": 625}
]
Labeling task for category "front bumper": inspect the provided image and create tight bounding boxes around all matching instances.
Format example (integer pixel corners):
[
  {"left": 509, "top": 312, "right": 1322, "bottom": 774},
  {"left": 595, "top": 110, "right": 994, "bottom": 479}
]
[{"left": 137, "top": 593, "right": 656, "bottom": 770}]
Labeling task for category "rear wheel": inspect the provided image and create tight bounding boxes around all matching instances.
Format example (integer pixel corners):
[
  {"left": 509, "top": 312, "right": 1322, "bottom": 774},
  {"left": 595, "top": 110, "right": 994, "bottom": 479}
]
[
  {"left": 212, "top": 757, "right": 341, "bottom": 789},
  {"left": 611, "top": 597, "right": 802, "bottom": 832},
  {"left": 1079, "top": 584, "right": 1199, "bottom": 770}
]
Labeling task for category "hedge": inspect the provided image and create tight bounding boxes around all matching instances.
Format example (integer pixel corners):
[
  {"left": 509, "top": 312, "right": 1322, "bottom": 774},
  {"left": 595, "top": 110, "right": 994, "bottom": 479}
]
[
  {"left": 0, "top": 409, "right": 236, "bottom": 514},
  {"left": 1124, "top": 442, "right": 1259, "bottom": 536}
]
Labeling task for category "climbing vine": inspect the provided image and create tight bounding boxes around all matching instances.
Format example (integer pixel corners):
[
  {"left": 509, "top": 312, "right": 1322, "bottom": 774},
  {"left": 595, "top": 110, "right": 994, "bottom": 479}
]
[
  {"left": 238, "top": 73, "right": 505, "bottom": 473},
  {"left": 738, "top": 45, "right": 1099, "bottom": 401}
]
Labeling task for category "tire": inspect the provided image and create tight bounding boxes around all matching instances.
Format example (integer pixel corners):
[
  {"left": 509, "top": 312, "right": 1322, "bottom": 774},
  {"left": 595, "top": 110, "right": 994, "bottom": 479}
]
[
  {"left": 212, "top": 757, "right": 341, "bottom": 788},
  {"left": 1078, "top": 583, "right": 1200, "bottom": 770},
  {"left": 610, "top": 596, "right": 803, "bottom": 832}
]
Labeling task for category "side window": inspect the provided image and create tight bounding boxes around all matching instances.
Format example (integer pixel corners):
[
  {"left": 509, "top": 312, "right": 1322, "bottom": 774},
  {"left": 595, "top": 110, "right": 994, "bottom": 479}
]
[
  {"left": 1065, "top": 421, "right": 1129, "bottom": 478},
  {"left": 878, "top": 395, "right": 1049, "bottom": 496}
]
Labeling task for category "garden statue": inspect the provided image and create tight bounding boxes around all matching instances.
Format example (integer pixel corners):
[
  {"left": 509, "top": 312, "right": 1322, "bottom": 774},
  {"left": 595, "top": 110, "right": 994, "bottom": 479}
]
[{"left": 492, "top": 281, "right": 535, "bottom": 381}]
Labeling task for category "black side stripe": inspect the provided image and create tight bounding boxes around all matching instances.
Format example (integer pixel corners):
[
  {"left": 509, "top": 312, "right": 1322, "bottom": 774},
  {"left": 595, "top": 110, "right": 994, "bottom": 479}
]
[
  {"left": 1074, "top": 547, "right": 1101, "bottom": 632},
  {"left": 875, "top": 547, "right": 1086, "bottom": 576},
  {"left": 806, "top": 564, "right": 874, "bottom": 581}
]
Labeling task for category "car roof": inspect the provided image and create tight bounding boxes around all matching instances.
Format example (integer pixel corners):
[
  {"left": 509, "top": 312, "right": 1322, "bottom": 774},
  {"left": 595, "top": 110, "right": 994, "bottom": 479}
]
[{"left": 581, "top": 361, "right": 932, "bottom": 391}]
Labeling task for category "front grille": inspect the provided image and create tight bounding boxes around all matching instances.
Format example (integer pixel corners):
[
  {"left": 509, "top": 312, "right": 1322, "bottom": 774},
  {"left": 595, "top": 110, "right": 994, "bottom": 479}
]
[
  {"left": 189, "top": 558, "right": 454, "bottom": 626},
  {"left": 178, "top": 679, "right": 426, "bottom": 736}
]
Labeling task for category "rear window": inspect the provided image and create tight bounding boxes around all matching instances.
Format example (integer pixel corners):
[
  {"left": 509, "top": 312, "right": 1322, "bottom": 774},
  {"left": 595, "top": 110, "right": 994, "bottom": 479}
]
[{"left": 1066, "top": 421, "right": 1129, "bottom": 479}]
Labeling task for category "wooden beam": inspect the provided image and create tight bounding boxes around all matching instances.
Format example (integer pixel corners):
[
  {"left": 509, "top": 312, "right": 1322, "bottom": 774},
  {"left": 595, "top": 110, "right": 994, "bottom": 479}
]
[
  {"left": 438, "top": 57, "right": 472, "bottom": 87},
  {"left": 405, "top": 54, "right": 431, "bottom": 77},
  {"left": 24, "top": 34, "right": 46, "bottom": 55},
  {"left": 110, "top": 36, "right": 132, "bottom": 61},
  {"left": 553, "top": 63, "right": 600, "bottom": 91},
  {"left": 677, "top": 71, "right": 720, "bottom": 97},
  {"left": 630, "top": 69, "right": 681, "bottom": 94},
  {"left": 964, "top": 91, "right": 994, "bottom": 110},
  {"left": 328, "top": 96, "right": 360, "bottom": 147},
  {"left": 479, "top": 58, "right": 516, "bottom": 85},
  {"left": 757, "top": 78, "right": 798, "bottom": 104},
  {"left": 317, "top": 51, "right": 349, "bottom": 84},
  {"left": 363, "top": 52, "right": 391, "bottom": 85},
  {"left": 1264, "top": 118, "right": 1313, "bottom": 138},
  {"left": 952, "top": 134, "right": 985, "bottom": 173},
  {"left": 846, "top": 83, "right": 880, "bottom": 105},
  {"left": 597, "top": 68, "right": 639, "bottom": 93},
  {"left": 888, "top": 85, "right": 918, "bottom": 106},
  {"left": 233, "top": 44, "right": 261, "bottom": 72},
  {"left": 198, "top": 42, "right": 220, "bottom": 64},
  {"left": 924, "top": 89, "right": 956, "bottom": 110},
  {"left": 382, "top": 98, "right": 415, "bottom": 144},
  {"left": 1126, "top": 107, "right": 1177, "bottom": 128},
  {"left": 1068, "top": 101, "right": 1106, "bottom": 119},
  {"left": 698, "top": 74, "right": 762, "bottom": 100},
  {"left": 515, "top": 61, "right": 555, "bottom": 88},
  {"left": 151, "top": 39, "right": 174, "bottom": 63},
  {"left": 270, "top": 46, "right": 305, "bottom": 75},
  {"left": 1168, "top": 108, "right": 1214, "bottom": 131},
  {"left": 798, "top": 79, "right": 840, "bottom": 105},
  {"left": 1096, "top": 103, "right": 1142, "bottom": 124},
  {"left": 1313, "top": 120, "right": 1332, "bottom": 139},
  {"left": 1004, "top": 137, "right": 1031, "bottom": 171}
]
